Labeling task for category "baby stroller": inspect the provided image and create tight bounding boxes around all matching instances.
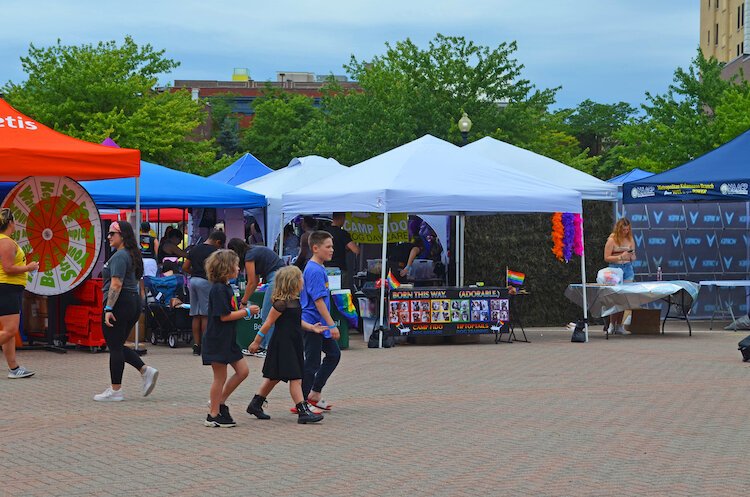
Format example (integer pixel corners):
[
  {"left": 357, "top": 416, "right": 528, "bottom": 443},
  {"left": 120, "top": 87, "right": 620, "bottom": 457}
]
[{"left": 143, "top": 275, "right": 193, "bottom": 348}]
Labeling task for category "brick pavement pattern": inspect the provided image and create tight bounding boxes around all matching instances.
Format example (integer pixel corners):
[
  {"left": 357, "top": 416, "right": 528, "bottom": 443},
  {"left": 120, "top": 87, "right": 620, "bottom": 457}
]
[{"left": 2, "top": 322, "right": 749, "bottom": 496}]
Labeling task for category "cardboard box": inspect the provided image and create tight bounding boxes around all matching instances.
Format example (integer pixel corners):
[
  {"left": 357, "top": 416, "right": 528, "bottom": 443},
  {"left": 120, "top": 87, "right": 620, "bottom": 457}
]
[{"left": 629, "top": 309, "right": 661, "bottom": 334}]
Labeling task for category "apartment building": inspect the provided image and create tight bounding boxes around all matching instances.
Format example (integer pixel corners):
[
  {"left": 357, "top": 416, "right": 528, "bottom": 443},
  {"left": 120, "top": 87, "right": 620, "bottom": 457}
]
[{"left": 700, "top": 0, "right": 750, "bottom": 78}]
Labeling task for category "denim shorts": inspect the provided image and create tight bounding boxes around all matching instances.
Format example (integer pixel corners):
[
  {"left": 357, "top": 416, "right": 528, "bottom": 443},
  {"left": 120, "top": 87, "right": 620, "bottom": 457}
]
[{"left": 608, "top": 262, "right": 634, "bottom": 282}]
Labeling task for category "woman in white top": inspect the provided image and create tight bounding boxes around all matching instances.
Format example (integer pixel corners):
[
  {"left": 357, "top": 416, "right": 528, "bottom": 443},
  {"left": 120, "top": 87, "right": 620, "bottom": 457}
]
[{"left": 603, "top": 218, "right": 636, "bottom": 335}]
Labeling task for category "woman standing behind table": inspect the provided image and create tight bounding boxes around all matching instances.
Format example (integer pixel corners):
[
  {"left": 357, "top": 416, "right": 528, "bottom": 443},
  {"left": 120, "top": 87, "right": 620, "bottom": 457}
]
[
  {"left": 0, "top": 208, "right": 39, "bottom": 378},
  {"left": 603, "top": 218, "right": 637, "bottom": 335},
  {"left": 94, "top": 221, "right": 158, "bottom": 401}
]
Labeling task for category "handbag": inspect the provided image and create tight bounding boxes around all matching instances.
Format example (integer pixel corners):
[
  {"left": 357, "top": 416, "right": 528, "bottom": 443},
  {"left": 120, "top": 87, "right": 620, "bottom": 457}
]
[
  {"left": 571, "top": 320, "right": 587, "bottom": 343},
  {"left": 368, "top": 326, "right": 395, "bottom": 348}
]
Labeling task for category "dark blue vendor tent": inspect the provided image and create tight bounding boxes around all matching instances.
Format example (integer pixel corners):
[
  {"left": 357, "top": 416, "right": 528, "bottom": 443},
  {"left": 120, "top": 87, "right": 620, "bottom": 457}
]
[
  {"left": 208, "top": 152, "right": 272, "bottom": 186},
  {"left": 623, "top": 129, "right": 750, "bottom": 204}
]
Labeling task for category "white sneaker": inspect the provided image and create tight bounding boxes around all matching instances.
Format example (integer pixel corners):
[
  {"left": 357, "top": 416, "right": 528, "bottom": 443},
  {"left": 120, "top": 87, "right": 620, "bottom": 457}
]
[
  {"left": 94, "top": 387, "right": 124, "bottom": 402},
  {"left": 606, "top": 323, "right": 614, "bottom": 334},
  {"left": 7, "top": 366, "right": 35, "bottom": 379},
  {"left": 141, "top": 366, "right": 159, "bottom": 397},
  {"left": 613, "top": 324, "right": 630, "bottom": 335}
]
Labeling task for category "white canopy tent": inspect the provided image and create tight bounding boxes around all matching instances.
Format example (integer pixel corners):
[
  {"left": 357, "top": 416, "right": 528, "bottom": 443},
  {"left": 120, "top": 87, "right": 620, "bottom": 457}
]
[
  {"left": 465, "top": 136, "right": 618, "bottom": 201},
  {"left": 283, "top": 135, "right": 591, "bottom": 344},
  {"left": 237, "top": 156, "right": 347, "bottom": 251}
]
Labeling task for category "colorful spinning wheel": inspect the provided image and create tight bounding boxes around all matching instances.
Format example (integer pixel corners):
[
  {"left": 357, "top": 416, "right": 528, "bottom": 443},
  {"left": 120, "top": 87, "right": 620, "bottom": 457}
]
[{"left": 1, "top": 176, "right": 102, "bottom": 296}]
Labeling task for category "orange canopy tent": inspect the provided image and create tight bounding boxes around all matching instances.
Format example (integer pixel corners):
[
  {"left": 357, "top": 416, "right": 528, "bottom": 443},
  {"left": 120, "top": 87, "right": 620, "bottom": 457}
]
[{"left": 0, "top": 98, "right": 140, "bottom": 180}]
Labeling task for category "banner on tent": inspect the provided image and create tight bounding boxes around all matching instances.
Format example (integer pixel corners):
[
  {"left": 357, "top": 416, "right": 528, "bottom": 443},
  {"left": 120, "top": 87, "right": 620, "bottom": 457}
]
[
  {"left": 344, "top": 212, "right": 408, "bottom": 244},
  {"left": 388, "top": 287, "right": 510, "bottom": 336},
  {"left": 627, "top": 182, "right": 749, "bottom": 203}
]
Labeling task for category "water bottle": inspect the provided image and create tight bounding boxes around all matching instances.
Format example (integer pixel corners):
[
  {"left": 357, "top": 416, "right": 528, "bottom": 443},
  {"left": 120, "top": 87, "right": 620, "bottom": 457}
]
[{"left": 656, "top": 266, "right": 662, "bottom": 281}]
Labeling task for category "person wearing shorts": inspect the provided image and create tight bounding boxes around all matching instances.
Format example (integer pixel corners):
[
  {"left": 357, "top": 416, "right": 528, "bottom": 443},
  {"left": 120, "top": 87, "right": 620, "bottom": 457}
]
[
  {"left": 184, "top": 231, "right": 226, "bottom": 355},
  {"left": 0, "top": 208, "right": 38, "bottom": 379}
]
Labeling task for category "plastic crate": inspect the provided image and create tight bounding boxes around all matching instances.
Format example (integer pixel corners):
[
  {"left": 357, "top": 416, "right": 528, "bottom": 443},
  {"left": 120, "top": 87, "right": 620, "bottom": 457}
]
[
  {"left": 73, "top": 279, "right": 103, "bottom": 306},
  {"left": 65, "top": 305, "right": 98, "bottom": 334}
]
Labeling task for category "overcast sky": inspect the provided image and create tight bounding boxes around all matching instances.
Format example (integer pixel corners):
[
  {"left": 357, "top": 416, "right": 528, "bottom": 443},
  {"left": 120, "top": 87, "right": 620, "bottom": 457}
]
[{"left": 1, "top": 0, "right": 698, "bottom": 109}]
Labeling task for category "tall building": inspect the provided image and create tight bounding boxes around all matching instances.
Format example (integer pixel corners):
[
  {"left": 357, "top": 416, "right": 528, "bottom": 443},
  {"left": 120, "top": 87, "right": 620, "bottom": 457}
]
[{"left": 700, "top": 0, "right": 750, "bottom": 78}]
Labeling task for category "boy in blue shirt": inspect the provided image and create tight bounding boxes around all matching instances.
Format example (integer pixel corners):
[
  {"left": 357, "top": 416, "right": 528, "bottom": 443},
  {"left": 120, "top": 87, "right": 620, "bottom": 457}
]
[{"left": 301, "top": 231, "right": 341, "bottom": 409}]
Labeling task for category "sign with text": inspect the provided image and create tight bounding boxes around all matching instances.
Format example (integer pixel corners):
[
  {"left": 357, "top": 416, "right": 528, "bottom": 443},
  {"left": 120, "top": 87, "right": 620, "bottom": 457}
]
[
  {"left": 389, "top": 287, "right": 510, "bottom": 336},
  {"left": 1, "top": 176, "right": 102, "bottom": 296},
  {"left": 344, "top": 212, "right": 409, "bottom": 244}
]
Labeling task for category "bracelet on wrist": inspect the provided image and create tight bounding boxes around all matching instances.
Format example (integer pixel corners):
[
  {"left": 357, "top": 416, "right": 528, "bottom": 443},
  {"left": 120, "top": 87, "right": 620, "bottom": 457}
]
[
  {"left": 245, "top": 307, "right": 252, "bottom": 318},
  {"left": 104, "top": 306, "right": 113, "bottom": 312},
  {"left": 257, "top": 331, "right": 266, "bottom": 338}
]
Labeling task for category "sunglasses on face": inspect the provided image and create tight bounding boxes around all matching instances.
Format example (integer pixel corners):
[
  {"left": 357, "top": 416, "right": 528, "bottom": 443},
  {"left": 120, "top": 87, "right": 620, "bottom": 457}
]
[{"left": 107, "top": 231, "right": 120, "bottom": 237}]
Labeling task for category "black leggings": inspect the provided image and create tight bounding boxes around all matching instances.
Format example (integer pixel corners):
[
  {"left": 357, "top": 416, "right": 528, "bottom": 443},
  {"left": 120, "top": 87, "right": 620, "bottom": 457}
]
[{"left": 102, "top": 291, "right": 144, "bottom": 384}]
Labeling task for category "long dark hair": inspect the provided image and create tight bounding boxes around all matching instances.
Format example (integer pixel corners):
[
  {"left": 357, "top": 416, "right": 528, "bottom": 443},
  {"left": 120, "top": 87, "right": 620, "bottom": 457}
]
[
  {"left": 227, "top": 237, "right": 249, "bottom": 262},
  {"left": 117, "top": 220, "right": 144, "bottom": 279}
]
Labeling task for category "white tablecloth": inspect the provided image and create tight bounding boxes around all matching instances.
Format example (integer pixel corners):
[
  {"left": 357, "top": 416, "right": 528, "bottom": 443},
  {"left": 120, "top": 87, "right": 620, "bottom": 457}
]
[{"left": 565, "top": 280, "right": 701, "bottom": 318}]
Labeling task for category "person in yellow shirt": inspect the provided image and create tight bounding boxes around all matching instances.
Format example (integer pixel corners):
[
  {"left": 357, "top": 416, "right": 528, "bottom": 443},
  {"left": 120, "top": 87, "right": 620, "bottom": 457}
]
[{"left": 0, "top": 208, "right": 39, "bottom": 378}]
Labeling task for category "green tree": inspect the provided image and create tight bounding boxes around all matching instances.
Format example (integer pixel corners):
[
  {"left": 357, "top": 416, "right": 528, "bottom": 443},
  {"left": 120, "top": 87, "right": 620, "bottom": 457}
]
[
  {"left": 297, "top": 34, "right": 583, "bottom": 166},
  {"left": 216, "top": 117, "right": 241, "bottom": 157},
  {"left": 241, "top": 90, "right": 320, "bottom": 168},
  {"left": 3, "top": 37, "right": 217, "bottom": 173},
  {"left": 559, "top": 99, "right": 636, "bottom": 156},
  {"left": 603, "top": 49, "right": 750, "bottom": 177}
]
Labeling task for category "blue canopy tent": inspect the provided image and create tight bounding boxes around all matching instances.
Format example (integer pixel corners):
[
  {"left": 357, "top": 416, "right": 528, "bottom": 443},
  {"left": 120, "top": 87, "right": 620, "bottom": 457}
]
[
  {"left": 623, "top": 130, "right": 750, "bottom": 204},
  {"left": 80, "top": 161, "right": 266, "bottom": 208},
  {"left": 1, "top": 161, "right": 266, "bottom": 208},
  {"left": 208, "top": 152, "right": 273, "bottom": 186},
  {"left": 608, "top": 168, "right": 653, "bottom": 185}
]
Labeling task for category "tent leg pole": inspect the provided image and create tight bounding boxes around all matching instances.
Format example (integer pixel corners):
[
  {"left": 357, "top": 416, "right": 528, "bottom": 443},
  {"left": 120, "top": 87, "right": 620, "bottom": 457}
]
[
  {"left": 278, "top": 216, "right": 284, "bottom": 257},
  {"left": 378, "top": 212, "right": 389, "bottom": 349},
  {"left": 455, "top": 216, "right": 460, "bottom": 286},
  {"left": 134, "top": 177, "right": 145, "bottom": 355},
  {"left": 580, "top": 214, "right": 589, "bottom": 343},
  {"left": 459, "top": 214, "right": 465, "bottom": 286}
]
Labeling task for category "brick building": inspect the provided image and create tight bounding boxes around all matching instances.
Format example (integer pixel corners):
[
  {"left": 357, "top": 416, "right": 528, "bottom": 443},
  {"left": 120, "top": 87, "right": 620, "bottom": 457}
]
[{"left": 168, "top": 69, "right": 361, "bottom": 130}]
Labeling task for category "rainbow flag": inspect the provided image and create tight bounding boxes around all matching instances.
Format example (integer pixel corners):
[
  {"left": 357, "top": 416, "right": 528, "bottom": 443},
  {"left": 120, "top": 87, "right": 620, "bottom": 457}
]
[
  {"left": 331, "top": 292, "right": 359, "bottom": 329},
  {"left": 387, "top": 270, "right": 401, "bottom": 289},
  {"left": 506, "top": 269, "right": 525, "bottom": 287}
]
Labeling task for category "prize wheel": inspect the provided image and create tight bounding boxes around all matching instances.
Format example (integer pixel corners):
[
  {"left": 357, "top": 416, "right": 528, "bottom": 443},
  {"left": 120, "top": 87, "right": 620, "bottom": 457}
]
[{"left": 1, "top": 176, "right": 102, "bottom": 296}]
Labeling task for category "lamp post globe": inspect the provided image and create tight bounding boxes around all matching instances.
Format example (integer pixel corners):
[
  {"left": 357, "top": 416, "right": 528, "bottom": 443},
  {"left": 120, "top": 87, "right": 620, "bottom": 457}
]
[{"left": 458, "top": 112, "right": 472, "bottom": 146}]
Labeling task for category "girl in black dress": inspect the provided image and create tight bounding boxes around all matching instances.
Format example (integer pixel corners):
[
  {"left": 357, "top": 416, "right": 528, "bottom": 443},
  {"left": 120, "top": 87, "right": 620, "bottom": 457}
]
[
  {"left": 202, "top": 250, "right": 260, "bottom": 427},
  {"left": 246, "top": 265, "right": 327, "bottom": 424}
]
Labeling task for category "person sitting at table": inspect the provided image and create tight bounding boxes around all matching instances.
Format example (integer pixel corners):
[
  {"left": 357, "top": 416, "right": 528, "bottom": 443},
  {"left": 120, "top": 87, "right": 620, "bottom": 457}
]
[
  {"left": 387, "top": 237, "right": 424, "bottom": 279},
  {"left": 603, "top": 218, "right": 636, "bottom": 335}
]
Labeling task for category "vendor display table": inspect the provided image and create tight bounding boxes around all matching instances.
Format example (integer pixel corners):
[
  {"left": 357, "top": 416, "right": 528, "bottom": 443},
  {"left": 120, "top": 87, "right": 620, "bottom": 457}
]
[
  {"left": 698, "top": 280, "right": 750, "bottom": 330},
  {"left": 235, "top": 289, "right": 353, "bottom": 350},
  {"left": 564, "top": 281, "right": 700, "bottom": 336},
  {"left": 388, "top": 286, "right": 511, "bottom": 341}
]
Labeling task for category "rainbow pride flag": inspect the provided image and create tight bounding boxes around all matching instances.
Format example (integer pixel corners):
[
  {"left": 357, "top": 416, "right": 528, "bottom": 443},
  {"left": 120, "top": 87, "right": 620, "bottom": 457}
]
[
  {"left": 331, "top": 292, "right": 359, "bottom": 329},
  {"left": 387, "top": 270, "right": 401, "bottom": 289},
  {"left": 506, "top": 269, "right": 525, "bottom": 287}
]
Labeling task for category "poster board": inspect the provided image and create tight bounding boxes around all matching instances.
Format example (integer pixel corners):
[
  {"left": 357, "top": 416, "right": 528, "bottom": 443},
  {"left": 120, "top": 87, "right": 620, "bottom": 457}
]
[
  {"left": 344, "top": 212, "right": 409, "bottom": 244},
  {"left": 389, "top": 287, "right": 510, "bottom": 336}
]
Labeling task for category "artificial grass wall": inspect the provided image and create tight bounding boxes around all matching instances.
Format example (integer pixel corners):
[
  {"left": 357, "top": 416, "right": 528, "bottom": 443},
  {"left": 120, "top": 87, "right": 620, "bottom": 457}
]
[{"left": 464, "top": 201, "right": 614, "bottom": 327}]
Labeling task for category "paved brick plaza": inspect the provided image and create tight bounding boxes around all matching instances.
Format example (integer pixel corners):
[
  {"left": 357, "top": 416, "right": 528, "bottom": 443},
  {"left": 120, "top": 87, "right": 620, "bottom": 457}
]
[{"left": 2, "top": 322, "right": 749, "bottom": 497}]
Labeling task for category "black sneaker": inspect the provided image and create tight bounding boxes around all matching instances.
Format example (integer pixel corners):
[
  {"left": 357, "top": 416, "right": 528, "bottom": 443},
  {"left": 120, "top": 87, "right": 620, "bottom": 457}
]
[
  {"left": 193, "top": 344, "right": 201, "bottom": 356},
  {"left": 204, "top": 413, "right": 236, "bottom": 428},
  {"left": 219, "top": 404, "right": 235, "bottom": 424}
]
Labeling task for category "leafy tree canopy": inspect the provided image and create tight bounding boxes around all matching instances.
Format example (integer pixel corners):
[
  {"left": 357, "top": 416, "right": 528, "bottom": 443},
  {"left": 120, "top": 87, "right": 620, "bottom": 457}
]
[{"left": 3, "top": 36, "right": 216, "bottom": 172}]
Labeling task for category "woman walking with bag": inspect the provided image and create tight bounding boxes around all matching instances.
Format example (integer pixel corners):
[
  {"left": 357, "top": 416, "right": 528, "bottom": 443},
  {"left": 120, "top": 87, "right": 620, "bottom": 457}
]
[
  {"left": 94, "top": 221, "right": 158, "bottom": 401},
  {"left": 0, "top": 208, "right": 38, "bottom": 378}
]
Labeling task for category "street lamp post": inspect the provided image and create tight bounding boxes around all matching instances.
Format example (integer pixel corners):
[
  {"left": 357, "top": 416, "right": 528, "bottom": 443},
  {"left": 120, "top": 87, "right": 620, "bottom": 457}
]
[{"left": 458, "top": 112, "right": 472, "bottom": 146}]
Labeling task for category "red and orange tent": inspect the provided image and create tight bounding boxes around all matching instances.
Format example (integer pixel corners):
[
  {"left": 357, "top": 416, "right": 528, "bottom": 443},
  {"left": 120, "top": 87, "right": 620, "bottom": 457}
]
[{"left": 0, "top": 98, "right": 140, "bottom": 180}]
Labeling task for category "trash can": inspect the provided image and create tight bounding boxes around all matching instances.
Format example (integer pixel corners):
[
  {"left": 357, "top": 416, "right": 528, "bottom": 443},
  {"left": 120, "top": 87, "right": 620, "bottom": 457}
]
[{"left": 235, "top": 291, "right": 264, "bottom": 349}]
